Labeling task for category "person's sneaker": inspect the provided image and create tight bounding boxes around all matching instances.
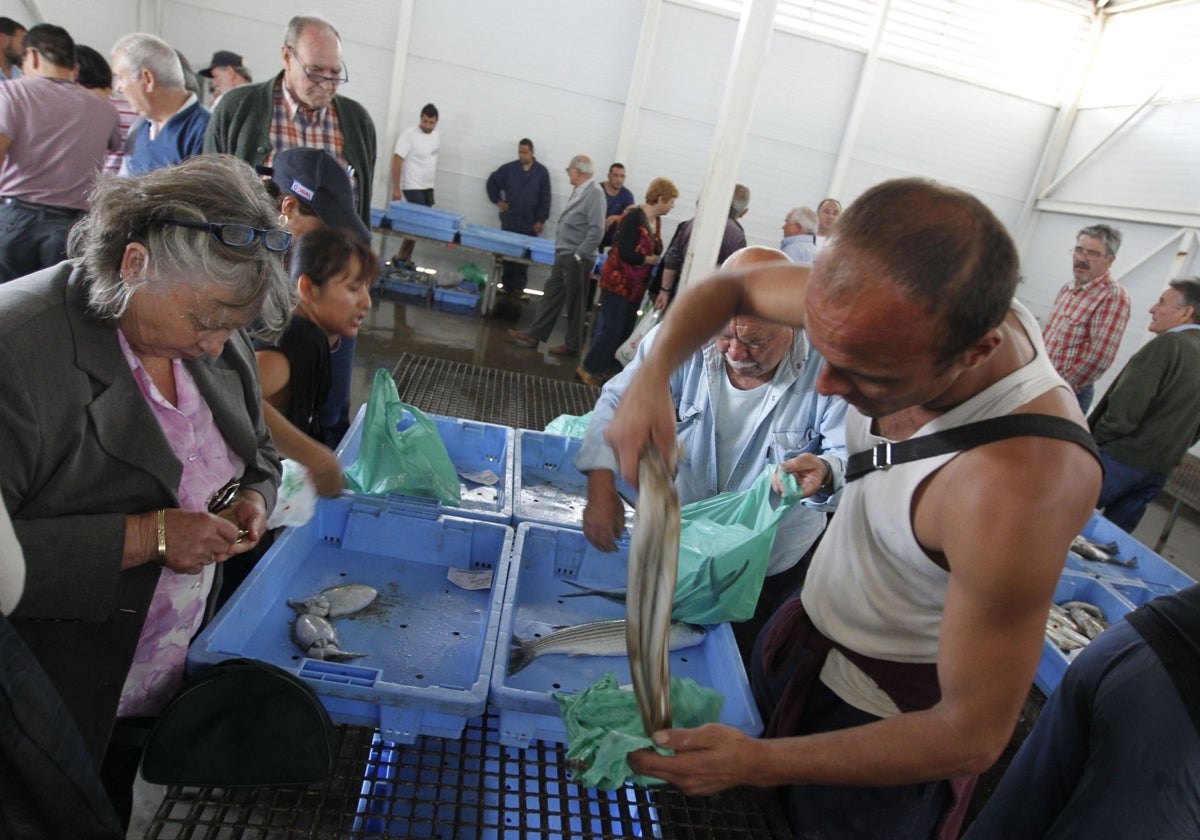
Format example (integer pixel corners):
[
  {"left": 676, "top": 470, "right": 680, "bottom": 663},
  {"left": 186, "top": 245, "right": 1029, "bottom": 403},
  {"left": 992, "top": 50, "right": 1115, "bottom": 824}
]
[
  {"left": 508, "top": 329, "right": 538, "bottom": 348},
  {"left": 548, "top": 344, "right": 575, "bottom": 357}
]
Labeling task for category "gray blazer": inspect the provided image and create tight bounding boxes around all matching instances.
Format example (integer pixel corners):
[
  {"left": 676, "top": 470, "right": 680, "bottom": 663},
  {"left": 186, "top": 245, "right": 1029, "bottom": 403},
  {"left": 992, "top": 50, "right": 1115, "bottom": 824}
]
[
  {"left": 0, "top": 262, "right": 280, "bottom": 760},
  {"left": 554, "top": 179, "right": 606, "bottom": 260}
]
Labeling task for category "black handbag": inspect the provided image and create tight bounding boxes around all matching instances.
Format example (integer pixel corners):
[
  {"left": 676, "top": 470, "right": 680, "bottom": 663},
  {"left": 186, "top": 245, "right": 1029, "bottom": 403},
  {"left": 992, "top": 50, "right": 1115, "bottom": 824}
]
[{"left": 140, "top": 658, "right": 337, "bottom": 787}]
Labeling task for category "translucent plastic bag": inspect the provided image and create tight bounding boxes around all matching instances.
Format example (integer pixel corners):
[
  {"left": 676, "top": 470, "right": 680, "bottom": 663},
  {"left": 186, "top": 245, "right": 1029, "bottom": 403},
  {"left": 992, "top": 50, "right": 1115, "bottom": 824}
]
[
  {"left": 343, "top": 369, "right": 461, "bottom": 504},
  {"left": 671, "top": 466, "right": 802, "bottom": 624},
  {"left": 544, "top": 411, "right": 592, "bottom": 439}
]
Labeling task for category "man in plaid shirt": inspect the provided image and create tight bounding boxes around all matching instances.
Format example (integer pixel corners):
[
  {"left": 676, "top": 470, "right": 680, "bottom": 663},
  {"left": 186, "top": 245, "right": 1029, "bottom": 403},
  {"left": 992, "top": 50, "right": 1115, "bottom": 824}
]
[{"left": 1043, "top": 224, "right": 1130, "bottom": 413}]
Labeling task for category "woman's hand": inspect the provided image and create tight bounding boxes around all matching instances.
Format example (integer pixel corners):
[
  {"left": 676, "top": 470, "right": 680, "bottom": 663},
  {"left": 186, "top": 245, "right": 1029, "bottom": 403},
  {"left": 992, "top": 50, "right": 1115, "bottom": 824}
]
[
  {"left": 219, "top": 490, "right": 268, "bottom": 554},
  {"left": 644, "top": 254, "right": 660, "bottom": 266},
  {"left": 151, "top": 509, "right": 245, "bottom": 575},
  {"left": 653, "top": 290, "right": 672, "bottom": 313}
]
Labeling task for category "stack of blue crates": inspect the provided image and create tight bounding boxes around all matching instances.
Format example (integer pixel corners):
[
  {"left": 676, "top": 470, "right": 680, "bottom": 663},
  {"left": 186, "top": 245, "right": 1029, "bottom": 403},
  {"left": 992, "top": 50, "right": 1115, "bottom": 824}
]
[
  {"left": 459, "top": 224, "right": 529, "bottom": 257},
  {"left": 386, "top": 202, "right": 464, "bottom": 242},
  {"left": 432, "top": 281, "right": 481, "bottom": 315},
  {"left": 526, "top": 236, "right": 556, "bottom": 265}
]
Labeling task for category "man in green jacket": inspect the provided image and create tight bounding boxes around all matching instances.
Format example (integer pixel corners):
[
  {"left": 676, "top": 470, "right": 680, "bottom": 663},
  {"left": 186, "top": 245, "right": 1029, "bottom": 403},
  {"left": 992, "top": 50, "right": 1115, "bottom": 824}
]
[
  {"left": 203, "top": 14, "right": 376, "bottom": 227},
  {"left": 1089, "top": 278, "right": 1200, "bottom": 531}
]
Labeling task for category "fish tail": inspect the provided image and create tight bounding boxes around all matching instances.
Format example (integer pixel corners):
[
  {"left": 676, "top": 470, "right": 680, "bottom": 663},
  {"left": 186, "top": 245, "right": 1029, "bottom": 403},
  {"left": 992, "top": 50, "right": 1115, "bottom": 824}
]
[{"left": 507, "top": 640, "right": 536, "bottom": 676}]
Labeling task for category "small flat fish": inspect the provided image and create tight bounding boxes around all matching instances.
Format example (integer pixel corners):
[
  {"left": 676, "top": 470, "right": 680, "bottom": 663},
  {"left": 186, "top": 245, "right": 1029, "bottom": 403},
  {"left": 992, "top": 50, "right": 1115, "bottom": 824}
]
[
  {"left": 288, "top": 583, "right": 378, "bottom": 618},
  {"left": 293, "top": 614, "right": 367, "bottom": 661},
  {"left": 507, "top": 619, "right": 704, "bottom": 676}
]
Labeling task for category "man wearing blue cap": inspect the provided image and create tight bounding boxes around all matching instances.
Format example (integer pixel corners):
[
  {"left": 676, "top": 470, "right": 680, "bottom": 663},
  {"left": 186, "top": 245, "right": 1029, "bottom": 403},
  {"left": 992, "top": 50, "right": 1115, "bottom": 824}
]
[{"left": 199, "top": 49, "right": 251, "bottom": 110}]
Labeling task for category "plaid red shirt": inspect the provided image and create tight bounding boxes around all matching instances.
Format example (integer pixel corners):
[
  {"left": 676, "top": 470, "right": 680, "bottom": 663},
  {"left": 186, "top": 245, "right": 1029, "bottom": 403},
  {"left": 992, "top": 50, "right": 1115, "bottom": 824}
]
[
  {"left": 1042, "top": 271, "right": 1131, "bottom": 392},
  {"left": 268, "top": 79, "right": 359, "bottom": 203}
]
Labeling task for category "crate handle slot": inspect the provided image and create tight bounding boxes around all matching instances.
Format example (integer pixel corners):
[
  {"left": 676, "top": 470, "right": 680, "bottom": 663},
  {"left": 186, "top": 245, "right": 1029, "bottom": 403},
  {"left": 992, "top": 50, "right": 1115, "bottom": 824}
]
[{"left": 299, "top": 659, "right": 382, "bottom": 688}]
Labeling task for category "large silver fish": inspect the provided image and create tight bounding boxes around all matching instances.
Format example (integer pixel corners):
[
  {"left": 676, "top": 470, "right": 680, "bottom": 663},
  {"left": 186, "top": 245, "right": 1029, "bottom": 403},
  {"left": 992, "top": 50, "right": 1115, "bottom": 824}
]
[
  {"left": 627, "top": 446, "right": 681, "bottom": 735},
  {"left": 1069, "top": 535, "right": 1137, "bottom": 569},
  {"left": 507, "top": 618, "right": 704, "bottom": 676},
  {"left": 288, "top": 583, "right": 378, "bottom": 618},
  {"left": 293, "top": 613, "right": 367, "bottom": 661}
]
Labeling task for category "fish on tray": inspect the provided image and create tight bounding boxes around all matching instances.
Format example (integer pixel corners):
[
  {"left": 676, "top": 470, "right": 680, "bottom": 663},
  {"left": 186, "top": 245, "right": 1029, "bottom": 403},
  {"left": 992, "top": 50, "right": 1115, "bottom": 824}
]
[
  {"left": 288, "top": 583, "right": 378, "bottom": 618},
  {"left": 293, "top": 614, "right": 367, "bottom": 661},
  {"left": 1069, "top": 535, "right": 1137, "bottom": 569},
  {"left": 1045, "top": 600, "right": 1108, "bottom": 652},
  {"left": 507, "top": 618, "right": 705, "bottom": 676}
]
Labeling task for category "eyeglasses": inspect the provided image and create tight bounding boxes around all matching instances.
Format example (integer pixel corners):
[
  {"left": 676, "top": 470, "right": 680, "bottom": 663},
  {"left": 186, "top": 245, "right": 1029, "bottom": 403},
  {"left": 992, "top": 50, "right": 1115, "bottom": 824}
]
[
  {"left": 287, "top": 45, "right": 349, "bottom": 86},
  {"left": 136, "top": 219, "right": 293, "bottom": 252},
  {"left": 1072, "top": 246, "right": 1107, "bottom": 260}
]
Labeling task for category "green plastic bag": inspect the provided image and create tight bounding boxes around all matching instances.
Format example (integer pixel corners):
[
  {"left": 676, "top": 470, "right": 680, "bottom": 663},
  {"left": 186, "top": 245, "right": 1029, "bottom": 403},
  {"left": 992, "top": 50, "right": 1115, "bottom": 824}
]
[
  {"left": 458, "top": 263, "right": 487, "bottom": 288},
  {"left": 544, "top": 411, "right": 592, "bottom": 438},
  {"left": 343, "top": 369, "right": 461, "bottom": 504},
  {"left": 554, "top": 672, "right": 724, "bottom": 790},
  {"left": 671, "top": 466, "right": 802, "bottom": 624}
]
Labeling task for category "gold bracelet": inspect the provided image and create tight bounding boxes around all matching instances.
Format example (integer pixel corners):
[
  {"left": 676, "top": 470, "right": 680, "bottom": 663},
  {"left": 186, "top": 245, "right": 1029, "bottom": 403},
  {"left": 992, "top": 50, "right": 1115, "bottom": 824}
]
[{"left": 156, "top": 509, "right": 167, "bottom": 564}]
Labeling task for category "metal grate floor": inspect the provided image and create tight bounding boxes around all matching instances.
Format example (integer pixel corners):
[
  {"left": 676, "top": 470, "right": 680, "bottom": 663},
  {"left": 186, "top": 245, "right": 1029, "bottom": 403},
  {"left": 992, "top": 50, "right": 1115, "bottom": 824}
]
[
  {"left": 390, "top": 353, "right": 598, "bottom": 431},
  {"left": 146, "top": 713, "right": 791, "bottom": 839}
]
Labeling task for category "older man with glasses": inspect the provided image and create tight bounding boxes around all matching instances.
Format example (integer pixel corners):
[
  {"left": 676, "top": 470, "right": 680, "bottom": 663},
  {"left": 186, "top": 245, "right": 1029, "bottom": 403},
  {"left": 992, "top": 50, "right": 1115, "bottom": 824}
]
[
  {"left": 1043, "top": 223, "right": 1131, "bottom": 413},
  {"left": 205, "top": 13, "right": 377, "bottom": 449}
]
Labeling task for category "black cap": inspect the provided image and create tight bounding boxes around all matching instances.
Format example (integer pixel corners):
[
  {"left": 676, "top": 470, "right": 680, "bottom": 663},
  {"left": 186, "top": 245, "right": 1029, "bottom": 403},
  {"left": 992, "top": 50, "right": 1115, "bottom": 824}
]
[
  {"left": 199, "top": 50, "right": 245, "bottom": 78},
  {"left": 259, "top": 148, "right": 371, "bottom": 243}
]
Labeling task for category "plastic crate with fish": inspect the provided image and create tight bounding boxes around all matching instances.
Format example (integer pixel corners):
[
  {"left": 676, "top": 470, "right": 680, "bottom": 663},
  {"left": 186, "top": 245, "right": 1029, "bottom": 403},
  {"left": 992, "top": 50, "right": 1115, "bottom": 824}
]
[
  {"left": 1064, "top": 511, "right": 1194, "bottom": 590},
  {"left": 459, "top": 224, "right": 529, "bottom": 258},
  {"left": 488, "top": 523, "right": 763, "bottom": 748},
  {"left": 432, "top": 281, "right": 481, "bottom": 315},
  {"left": 1034, "top": 570, "right": 1141, "bottom": 695},
  {"left": 336, "top": 404, "right": 514, "bottom": 526},
  {"left": 385, "top": 202, "right": 464, "bottom": 241},
  {"left": 514, "top": 430, "right": 635, "bottom": 531},
  {"left": 188, "top": 496, "right": 513, "bottom": 743}
]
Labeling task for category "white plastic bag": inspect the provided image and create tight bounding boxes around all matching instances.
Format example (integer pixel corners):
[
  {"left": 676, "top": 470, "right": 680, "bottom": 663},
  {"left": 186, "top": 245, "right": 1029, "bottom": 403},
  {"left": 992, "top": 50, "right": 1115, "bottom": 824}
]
[
  {"left": 267, "top": 459, "right": 319, "bottom": 529},
  {"left": 615, "top": 304, "right": 659, "bottom": 367}
]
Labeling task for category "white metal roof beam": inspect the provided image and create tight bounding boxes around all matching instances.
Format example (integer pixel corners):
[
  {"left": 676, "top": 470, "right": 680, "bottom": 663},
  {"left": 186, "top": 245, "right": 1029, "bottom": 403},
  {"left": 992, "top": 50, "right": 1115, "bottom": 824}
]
[
  {"left": 826, "top": 0, "right": 891, "bottom": 200},
  {"left": 614, "top": 0, "right": 665, "bottom": 165}
]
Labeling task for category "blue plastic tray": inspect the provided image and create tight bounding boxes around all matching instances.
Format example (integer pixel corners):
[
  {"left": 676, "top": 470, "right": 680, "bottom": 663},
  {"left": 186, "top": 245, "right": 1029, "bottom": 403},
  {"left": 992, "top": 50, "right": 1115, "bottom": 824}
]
[
  {"left": 385, "top": 201, "right": 464, "bottom": 231},
  {"left": 488, "top": 523, "right": 763, "bottom": 748},
  {"left": 527, "top": 238, "right": 556, "bottom": 265},
  {"left": 188, "top": 497, "right": 514, "bottom": 742},
  {"left": 1034, "top": 570, "right": 1140, "bottom": 695},
  {"left": 1063, "top": 511, "right": 1195, "bottom": 591},
  {"left": 380, "top": 274, "right": 430, "bottom": 303},
  {"left": 433, "top": 283, "right": 480, "bottom": 315},
  {"left": 388, "top": 219, "right": 459, "bottom": 243},
  {"left": 514, "top": 430, "right": 634, "bottom": 532},
  {"left": 337, "top": 405, "right": 514, "bottom": 526},
  {"left": 460, "top": 225, "right": 529, "bottom": 258}
]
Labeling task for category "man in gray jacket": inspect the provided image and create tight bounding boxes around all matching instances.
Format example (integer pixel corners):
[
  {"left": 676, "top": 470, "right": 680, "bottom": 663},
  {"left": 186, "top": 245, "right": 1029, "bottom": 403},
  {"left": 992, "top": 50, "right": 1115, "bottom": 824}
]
[{"left": 509, "top": 154, "right": 606, "bottom": 357}]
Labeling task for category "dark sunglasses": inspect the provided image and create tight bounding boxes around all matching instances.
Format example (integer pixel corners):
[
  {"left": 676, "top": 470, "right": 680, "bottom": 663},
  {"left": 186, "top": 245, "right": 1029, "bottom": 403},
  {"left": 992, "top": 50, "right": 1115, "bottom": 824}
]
[{"left": 134, "top": 219, "right": 292, "bottom": 253}]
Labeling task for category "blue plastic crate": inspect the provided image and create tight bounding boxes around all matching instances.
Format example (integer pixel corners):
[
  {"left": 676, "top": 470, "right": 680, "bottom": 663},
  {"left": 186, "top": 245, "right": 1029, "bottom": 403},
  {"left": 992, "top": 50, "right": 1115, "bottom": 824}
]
[
  {"left": 527, "top": 237, "right": 556, "bottom": 265},
  {"left": 514, "top": 430, "right": 636, "bottom": 532},
  {"left": 488, "top": 523, "right": 763, "bottom": 748},
  {"left": 354, "top": 722, "right": 666, "bottom": 838},
  {"left": 370, "top": 208, "right": 389, "bottom": 229},
  {"left": 1034, "top": 571, "right": 1139, "bottom": 695},
  {"left": 385, "top": 201, "right": 464, "bottom": 231},
  {"left": 460, "top": 225, "right": 529, "bottom": 258},
  {"left": 380, "top": 274, "right": 430, "bottom": 303},
  {"left": 433, "top": 282, "right": 480, "bottom": 315},
  {"left": 188, "top": 497, "right": 514, "bottom": 743},
  {"left": 1064, "top": 511, "right": 1195, "bottom": 591},
  {"left": 336, "top": 405, "right": 514, "bottom": 526}
]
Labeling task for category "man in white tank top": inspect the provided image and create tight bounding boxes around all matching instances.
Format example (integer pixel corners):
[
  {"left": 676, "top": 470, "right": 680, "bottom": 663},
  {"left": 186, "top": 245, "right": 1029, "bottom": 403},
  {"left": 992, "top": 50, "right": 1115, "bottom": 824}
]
[{"left": 606, "top": 179, "right": 1102, "bottom": 838}]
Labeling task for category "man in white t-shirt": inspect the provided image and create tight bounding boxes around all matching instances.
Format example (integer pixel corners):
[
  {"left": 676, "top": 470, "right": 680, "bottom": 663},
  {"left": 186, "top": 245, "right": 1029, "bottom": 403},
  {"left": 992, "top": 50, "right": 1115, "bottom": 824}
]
[{"left": 390, "top": 101, "right": 439, "bottom": 265}]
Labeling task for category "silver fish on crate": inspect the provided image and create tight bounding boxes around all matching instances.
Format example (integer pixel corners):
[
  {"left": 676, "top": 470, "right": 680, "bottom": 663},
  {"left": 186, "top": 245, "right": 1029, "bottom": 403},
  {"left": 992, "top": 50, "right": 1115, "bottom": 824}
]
[
  {"left": 627, "top": 446, "right": 682, "bottom": 735},
  {"left": 293, "top": 613, "right": 367, "bottom": 661},
  {"left": 507, "top": 618, "right": 705, "bottom": 676},
  {"left": 1045, "top": 600, "right": 1108, "bottom": 652},
  {"left": 1070, "top": 535, "right": 1137, "bottom": 569},
  {"left": 288, "top": 583, "right": 378, "bottom": 618}
]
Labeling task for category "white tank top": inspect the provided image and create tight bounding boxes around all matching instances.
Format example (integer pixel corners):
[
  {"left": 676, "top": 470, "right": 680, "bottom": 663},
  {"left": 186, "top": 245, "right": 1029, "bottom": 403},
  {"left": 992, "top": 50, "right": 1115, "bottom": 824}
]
[{"left": 800, "top": 300, "right": 1070, "bottom": 717}]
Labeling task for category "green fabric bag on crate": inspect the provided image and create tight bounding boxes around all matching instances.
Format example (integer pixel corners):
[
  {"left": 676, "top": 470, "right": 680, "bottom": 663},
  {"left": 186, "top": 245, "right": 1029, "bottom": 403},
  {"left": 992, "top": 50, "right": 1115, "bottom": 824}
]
[
  {"left": 344, "top": 369, "right": 461, "bottom": 504},
  {"left": 671, "top": 466, "right": 802, "bottom": 624}
]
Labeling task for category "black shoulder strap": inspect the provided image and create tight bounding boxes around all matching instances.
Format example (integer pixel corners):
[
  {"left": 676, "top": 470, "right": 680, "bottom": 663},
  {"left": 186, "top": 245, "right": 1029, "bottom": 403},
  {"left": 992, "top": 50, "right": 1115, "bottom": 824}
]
[{"left": 845, "top": 414, "right": 1100, "bottom": 483}]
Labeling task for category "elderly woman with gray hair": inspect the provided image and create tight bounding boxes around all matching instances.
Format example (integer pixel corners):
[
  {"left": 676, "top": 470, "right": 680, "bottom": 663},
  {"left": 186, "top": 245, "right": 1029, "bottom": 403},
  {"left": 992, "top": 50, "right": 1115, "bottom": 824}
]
[{"left": 0, "top": 154, "right": 293, "bottom": 824}]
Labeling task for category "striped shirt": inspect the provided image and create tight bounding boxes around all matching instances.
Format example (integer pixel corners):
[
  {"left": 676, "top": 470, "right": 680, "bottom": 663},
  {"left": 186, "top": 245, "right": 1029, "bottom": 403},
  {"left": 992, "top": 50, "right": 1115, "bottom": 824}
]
[
  {"left": 268, "top": 77, "right": 359, "bottom": 206},
  {"left": 1043, "top": 271, "right": 1131, "bottom": 392}
]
